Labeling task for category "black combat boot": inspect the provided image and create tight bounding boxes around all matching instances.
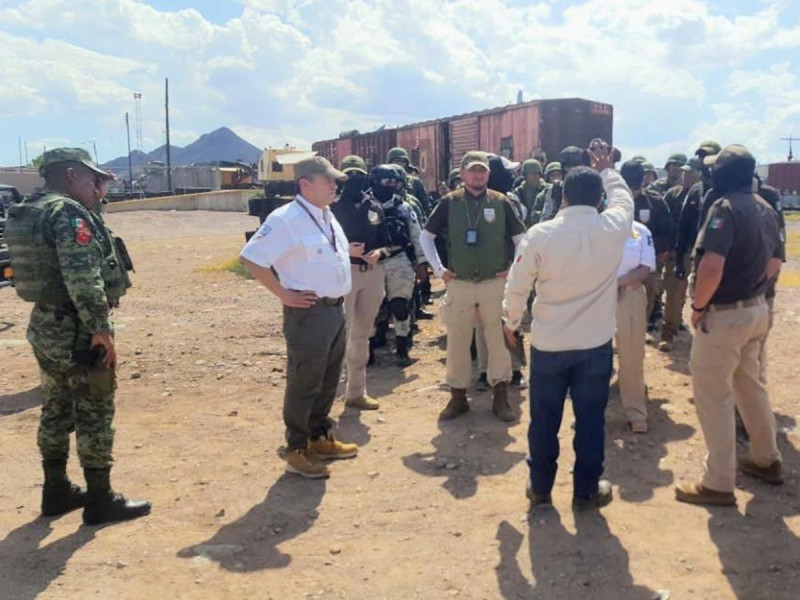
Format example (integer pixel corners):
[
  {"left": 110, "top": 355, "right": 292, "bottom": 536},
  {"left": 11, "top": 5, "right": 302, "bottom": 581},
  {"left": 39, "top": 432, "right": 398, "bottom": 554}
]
[
  {"left": 41, "top": 459, "right": 87, "bottom": 517},
  {"left": 492, "top": 382, "right": 516, "bottom": 422},
  {"left": 415, "top": 307, "right": 434, "bottom": 320},
  {"left": 395, "top": 336, "right": 413, "bottom": 367},
  {"left": 82, "top": 467, "right": 151, "bottom": 526}
]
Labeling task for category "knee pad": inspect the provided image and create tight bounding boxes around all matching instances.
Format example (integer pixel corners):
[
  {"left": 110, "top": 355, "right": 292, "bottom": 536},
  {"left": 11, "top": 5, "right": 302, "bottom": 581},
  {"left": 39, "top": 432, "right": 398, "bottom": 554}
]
[{"left": 389, "top": 297, "right": 410, "bottom": 322}]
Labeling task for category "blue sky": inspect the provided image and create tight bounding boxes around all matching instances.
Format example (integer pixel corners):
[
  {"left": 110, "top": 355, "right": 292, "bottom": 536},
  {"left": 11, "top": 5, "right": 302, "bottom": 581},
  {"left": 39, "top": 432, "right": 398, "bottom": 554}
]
[{"left": 1, "top": 0, "right": 799, "bottom": 167}]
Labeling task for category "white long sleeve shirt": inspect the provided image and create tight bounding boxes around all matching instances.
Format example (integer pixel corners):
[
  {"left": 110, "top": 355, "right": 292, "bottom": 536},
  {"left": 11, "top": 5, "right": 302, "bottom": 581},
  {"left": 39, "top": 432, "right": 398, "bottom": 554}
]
[{"left": 503, "top": 169, "right": 634, "bottom": 351}]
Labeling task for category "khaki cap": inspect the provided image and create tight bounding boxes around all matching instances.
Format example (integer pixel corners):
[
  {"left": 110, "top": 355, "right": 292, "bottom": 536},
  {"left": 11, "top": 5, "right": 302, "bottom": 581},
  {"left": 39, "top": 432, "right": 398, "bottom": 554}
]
[
  {"left": 294, "top": 156, "right": 347, "bottom": 182},
  {"left": 460, "top": 151, "right": 490, "bottom": 171},
  {"left": 696, "top": 140, "right": 722, "bottom": 156},
  {"left": 703, "top": 144, "right": 755, "bottom": 169},
  {"left": 39, "top": 147, "right": 116, "bottom": 180}
]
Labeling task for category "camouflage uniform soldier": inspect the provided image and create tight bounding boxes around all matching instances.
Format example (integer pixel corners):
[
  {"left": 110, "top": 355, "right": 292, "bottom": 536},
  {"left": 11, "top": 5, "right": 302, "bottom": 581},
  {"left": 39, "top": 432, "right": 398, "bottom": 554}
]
[
  {"left": 5, "top": 148, "right": 150, "bottom": 525},
  {"left": 531, "top": 162, "right": 563, "bottom": 225},
  {"left": 511, "top": 159, "right": 547, "bottom": 227}
]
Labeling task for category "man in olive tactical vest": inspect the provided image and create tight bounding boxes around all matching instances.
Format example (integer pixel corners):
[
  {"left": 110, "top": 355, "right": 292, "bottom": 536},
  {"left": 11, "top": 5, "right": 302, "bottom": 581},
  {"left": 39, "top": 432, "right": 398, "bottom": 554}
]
[
  {"left": 5, "top": 148, "right": 150, "bottom": 525},
  {"left": 420, "top": 151, "right": 526, "bottom": 422}
]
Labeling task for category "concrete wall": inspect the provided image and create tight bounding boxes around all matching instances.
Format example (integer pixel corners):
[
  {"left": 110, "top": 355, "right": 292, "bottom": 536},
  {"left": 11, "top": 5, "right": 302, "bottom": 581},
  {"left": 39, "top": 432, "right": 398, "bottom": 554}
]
[
  {"left": 105, "top": 189, "right": 260, "bottom": 213},
  {"left": 0, "top": 169, "right": 43, "bottom": 195}
]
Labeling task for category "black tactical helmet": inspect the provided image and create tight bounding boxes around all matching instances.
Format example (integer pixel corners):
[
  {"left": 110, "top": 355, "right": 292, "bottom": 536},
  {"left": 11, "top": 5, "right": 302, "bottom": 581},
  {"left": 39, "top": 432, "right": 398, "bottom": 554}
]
[
  {"left": 559, "top": 146, "right": 586, "bottom": 171},
  {"left": 369, "top": 164, "right": 405, "bottom": 188}
]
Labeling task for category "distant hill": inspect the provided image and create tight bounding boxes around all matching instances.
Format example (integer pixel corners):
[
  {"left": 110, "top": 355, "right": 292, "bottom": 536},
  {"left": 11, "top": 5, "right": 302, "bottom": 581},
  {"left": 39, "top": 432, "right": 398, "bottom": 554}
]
[{"left": 102, "top": 127, "right": 261, "bottom": 172}]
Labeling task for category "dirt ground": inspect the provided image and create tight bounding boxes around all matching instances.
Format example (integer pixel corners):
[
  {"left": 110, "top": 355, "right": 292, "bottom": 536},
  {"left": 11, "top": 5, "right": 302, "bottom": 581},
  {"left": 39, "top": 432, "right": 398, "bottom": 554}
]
[{"left": 1, "top": 210, "right": 800, "bottom": 600}]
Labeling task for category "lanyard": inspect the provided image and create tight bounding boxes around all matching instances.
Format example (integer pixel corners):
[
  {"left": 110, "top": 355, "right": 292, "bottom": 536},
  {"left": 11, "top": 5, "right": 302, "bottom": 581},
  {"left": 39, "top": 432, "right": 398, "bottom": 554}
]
[
  {"left": 296, "top": 198, "right": 338, "bottom": 252},
  {"left": 464, "top": 193, "right": 486, "bottom": 229}
]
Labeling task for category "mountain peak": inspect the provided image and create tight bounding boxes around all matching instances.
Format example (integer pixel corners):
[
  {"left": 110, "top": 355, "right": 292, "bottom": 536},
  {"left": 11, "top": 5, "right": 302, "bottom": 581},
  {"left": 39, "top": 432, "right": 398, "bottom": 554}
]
[{"left": 102, "top": 127, "right": 261, "bottom": 172}]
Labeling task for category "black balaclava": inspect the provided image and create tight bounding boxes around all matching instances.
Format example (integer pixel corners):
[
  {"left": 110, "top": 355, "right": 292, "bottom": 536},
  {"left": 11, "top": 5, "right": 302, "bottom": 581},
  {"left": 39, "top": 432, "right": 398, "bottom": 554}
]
[
  {"left": 712, "top": 161, "right": 754, "bottom": 195},
  {"left": 340, "top": 172, "right": 368, "bottom": 203},
  {"left": 487, "top": 155, "right": 514, "bottom": 194}
]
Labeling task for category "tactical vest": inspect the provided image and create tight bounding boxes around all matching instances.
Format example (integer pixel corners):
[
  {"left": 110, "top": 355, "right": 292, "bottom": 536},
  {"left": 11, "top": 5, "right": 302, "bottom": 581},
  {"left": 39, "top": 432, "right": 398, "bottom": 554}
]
[
  {"left": 447, "top": 189, "right": 508, "bottom": 282},
  {"left": 5, "top": 191, "right": 132, "bottom": 306}
]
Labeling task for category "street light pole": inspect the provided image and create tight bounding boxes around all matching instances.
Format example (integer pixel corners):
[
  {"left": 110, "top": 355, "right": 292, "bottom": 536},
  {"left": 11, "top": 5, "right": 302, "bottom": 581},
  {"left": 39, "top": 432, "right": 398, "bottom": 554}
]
[{"left": 125, "top": 112, "right": 133, "bottom": 192}]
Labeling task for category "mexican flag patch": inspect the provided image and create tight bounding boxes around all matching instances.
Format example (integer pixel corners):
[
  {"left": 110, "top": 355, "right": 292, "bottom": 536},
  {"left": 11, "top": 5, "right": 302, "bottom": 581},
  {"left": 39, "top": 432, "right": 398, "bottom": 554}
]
[{"left": 72, "top": 217, "right": 92, "bottom": 246}]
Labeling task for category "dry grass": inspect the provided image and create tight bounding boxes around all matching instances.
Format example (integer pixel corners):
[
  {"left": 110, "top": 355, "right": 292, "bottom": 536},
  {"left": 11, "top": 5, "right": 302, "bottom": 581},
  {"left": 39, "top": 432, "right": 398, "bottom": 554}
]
[
  {"left": 779, "top": 269, "right": 800, "bottom": 288},
  {"left": 785, "top": 212, "right": 800, "bottom": 222},
  {"left": 197, "top": 256, "right": 254, "bottom": 279}
]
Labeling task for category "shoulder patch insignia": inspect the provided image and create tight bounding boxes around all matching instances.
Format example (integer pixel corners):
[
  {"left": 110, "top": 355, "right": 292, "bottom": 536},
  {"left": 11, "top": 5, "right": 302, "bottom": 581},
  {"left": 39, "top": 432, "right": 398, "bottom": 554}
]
[
  {"left": 709, "top": 217, "right": 724, "bottom": 231},
  {"left": 72, "top": 217, "right": 92, "bottom": 246},
  {"left": 254, "top": 224, "right": 272, "bottom": 239}
]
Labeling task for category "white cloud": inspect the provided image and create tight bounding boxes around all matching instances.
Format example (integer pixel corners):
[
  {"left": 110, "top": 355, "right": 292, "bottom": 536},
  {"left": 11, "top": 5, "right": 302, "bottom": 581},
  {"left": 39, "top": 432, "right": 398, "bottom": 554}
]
[{"left": 0, "top": 0, "right": 798, "bottom": 167}]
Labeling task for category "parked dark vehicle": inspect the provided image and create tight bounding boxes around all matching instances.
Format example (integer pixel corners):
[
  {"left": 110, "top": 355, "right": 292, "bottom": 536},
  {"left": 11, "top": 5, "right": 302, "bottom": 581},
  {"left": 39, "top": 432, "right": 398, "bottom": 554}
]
[{"left": 0, "top": 184, "right": 21, "bottom": 288}]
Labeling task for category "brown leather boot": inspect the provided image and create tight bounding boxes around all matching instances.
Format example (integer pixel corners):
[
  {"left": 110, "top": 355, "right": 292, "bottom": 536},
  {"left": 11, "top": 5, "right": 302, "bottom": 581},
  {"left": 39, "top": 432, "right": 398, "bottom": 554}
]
[
  {"left": 492, "top": 382, "right": 516, "bottom": 422},
  {"left": 438, "top": 388, "right": 469, "bottom": 421}
]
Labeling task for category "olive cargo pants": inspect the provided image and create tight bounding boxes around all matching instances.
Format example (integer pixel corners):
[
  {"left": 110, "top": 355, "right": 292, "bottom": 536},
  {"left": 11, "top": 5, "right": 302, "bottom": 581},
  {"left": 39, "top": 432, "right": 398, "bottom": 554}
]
[
  {"left": 661, "top": 252, "right": 689, "bottom": 342},
  {"left": 690, "top": 298, "right": 781, "bottom": 492},
  {"left": 28, "top": 305, "right": 117, "bottom": 469},
  {"left": 283, "top": 302, "right": 346, "bottom": 450}
]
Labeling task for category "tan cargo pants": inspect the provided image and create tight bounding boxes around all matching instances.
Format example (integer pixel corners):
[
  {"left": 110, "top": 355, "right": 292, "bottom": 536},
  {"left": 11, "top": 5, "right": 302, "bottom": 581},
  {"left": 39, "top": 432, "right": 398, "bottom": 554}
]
[
  {"left": 440, "top": 278, "right": 511, "bottom": 389},
  {"left": 344, "top": 263, "right": 385, "bottom": 400},
  {"left": 690, "top": 298, "right": 781, "bottom": 492},
  {"left": 661, "top": 252, "right": 689, "bottom": 342},
  {"left": 615, "top": 285, "right": 648, "bottom": 424}
]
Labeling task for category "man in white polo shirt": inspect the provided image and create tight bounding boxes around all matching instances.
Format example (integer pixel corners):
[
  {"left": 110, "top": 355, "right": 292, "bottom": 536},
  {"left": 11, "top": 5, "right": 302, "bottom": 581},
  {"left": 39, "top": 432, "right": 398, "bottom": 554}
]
[
  {"left": 240, "top": 156, "right": 359, "bottom": 479},
  {"left": 503, "top": 143, "right": 633, "bottom": 510}
]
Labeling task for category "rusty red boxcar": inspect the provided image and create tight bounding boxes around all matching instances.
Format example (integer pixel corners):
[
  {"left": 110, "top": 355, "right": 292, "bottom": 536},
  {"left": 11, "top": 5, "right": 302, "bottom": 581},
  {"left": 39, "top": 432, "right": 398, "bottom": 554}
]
[{"left": 312, "top": 97, "right": 614, "bottom": 192}]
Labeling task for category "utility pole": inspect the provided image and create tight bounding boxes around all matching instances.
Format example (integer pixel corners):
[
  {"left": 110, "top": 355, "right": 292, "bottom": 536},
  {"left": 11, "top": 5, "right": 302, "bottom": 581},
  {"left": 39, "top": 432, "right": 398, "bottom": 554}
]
[
  {"left": 125, "top": 112, "right": 133, "bottom": 192},
  {"left": 18, "top": 137, "right": 22, "bottom": 171},
  {"left": 780, "top": 136, "right": 797, "bottom": 161},
  {"left": 165, "top": 78, "right": 172, "bottom": 193}
]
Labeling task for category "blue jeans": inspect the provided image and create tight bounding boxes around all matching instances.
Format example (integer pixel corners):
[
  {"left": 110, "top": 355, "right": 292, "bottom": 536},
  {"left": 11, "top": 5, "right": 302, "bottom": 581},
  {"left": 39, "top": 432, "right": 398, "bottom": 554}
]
[{"left": 528, "top": 341, "right": 613, "bottom": 499}]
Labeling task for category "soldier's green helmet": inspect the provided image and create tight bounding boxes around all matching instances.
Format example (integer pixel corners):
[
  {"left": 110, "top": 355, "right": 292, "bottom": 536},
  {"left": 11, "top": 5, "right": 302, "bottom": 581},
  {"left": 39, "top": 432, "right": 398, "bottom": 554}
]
[
  {"left": 664, "top": 153, "right": 688, "bottom": 168},
  {"left": 544, "top": 162, "right": 562, "bottom": 177},
  {"left": 339, "top": 155, "right": 367, "bottom": 175},
  {"left": 522, "top": 159, "right": 543, "bottom": 177},
  {"left": 448, "top": 168, "right": 461, "bottom": 186},
  {"left": 386, "top": 147, "right": 410, "bottom": 164},
  {"left": 642, "top": 162, "right": 657, "bottom": 175}
]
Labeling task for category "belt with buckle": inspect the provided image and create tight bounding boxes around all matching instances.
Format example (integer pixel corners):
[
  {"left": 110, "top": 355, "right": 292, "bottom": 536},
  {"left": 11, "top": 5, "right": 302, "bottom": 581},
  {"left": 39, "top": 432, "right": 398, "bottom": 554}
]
[
  {"left": 319, "top": 297, "right": 344, "bottom": 307},
  {"left": 709, "top": 295, "right": 765, "bottom": 312}
]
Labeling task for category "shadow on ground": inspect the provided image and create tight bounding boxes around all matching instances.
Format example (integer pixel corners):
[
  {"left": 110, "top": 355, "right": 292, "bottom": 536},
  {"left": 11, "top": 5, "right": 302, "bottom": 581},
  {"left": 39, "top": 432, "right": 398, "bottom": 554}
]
[
  {"left": 177, "top": 473, "right": 326, "bottom": 572},
  {"left": 604, "top": 397, "right": 695, "bottom": 502},
  {"left": 495, "top": 510, "right": 657, "bottom": 599},
  {"left": 0, "top": 386, "right": 42, "bottom": 417},
  {"left": 0, "top": 517, "right": 96, "bottom": 600},
  {"left": 702, "top": 413, "right": 800, "bottom": 599},
  {"left": 401, "top": 402, "right": 526, "bottom": 499}
]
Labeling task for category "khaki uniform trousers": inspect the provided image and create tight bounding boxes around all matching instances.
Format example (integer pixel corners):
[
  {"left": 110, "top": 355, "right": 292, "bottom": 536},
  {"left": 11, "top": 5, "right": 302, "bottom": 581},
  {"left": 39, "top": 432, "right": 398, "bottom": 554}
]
[
  {"left": 440, "top": 278, "right": 511, "bottom": 389},
  {"left": 344, "top": 263, "right": 385, "bottom": 400},
  {"left": 661, "top": 252, "right": 689, "bottom": 342},
  {"left": 383, "top": 254, "right": 415, "bottom": 337},
  {"left": 690, "top": 298, "right": 781, "bottom": 492},
  {"left": 615, "top": 285, "right": 648, "bottom": 424},
  {"left": 475, "top": 311, "right": 527, "bottom": 373},
  {"left": 759, "top": 295, "right": 775, "bottom": 385}
]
